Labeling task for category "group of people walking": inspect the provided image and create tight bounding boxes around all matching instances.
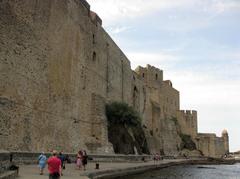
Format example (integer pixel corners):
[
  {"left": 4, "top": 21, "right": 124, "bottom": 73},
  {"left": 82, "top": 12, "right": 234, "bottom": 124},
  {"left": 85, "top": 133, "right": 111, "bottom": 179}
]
[
  {"left": 76, "top": 150, "right": 88, "bottom": 170},
  {"left": 38, "top": 149, "right": 88, "bottom": 179}
]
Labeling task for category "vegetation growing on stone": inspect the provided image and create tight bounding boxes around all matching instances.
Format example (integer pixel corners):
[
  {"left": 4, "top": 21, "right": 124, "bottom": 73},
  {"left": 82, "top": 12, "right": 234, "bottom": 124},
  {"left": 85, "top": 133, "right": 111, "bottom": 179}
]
[
  {"left": 106, "top": 102, "right": 149, "bottom": 155},
  {"left": 180, "top": 134, "right": 197, "bottom": 151},
  {"left": 106, "top": 102, "right": 141, "bottom": 126}
]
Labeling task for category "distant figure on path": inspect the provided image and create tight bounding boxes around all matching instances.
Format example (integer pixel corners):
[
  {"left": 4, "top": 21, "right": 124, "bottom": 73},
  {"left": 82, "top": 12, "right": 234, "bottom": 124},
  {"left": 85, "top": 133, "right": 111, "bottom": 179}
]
[
  {"left": 153, "top": 153, "right": 161, "bottom": 162},
  {"left": 65, "top": 154, "right": 71, "bottom": 163},
  {"left": 76, "top": 150, "right": 83, "bottom": 170},
  {"left": 82, "top": 150, "right": 88, "bottom": 170},
  {"left": 38, "top": 152, "right": 47, "bottom": 175},
  {"left": 48, "top": 150, "right": 62, "bottom": 179}
]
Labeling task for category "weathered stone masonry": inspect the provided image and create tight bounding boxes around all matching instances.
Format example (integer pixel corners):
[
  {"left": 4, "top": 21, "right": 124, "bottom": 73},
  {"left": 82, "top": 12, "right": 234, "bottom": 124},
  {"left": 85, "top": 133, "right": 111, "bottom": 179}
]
[{"left": 0, "top": 0, "right": 229, "bottom": 157}]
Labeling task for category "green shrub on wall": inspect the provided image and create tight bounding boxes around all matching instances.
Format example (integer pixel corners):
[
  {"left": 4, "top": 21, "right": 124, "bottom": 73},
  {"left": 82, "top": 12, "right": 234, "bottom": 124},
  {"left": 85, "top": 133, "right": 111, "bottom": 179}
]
[
  {"left": 106, "top": 102, "right": 141, "bottom": 126},
  {"left": 105, "top": 101, "right": 149, "bottom": 154}
]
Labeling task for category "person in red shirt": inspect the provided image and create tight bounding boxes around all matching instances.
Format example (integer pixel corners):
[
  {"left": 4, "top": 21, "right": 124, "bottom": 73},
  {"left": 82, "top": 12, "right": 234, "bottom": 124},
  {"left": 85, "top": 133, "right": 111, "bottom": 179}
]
[{"left": 47, "top": 150, "right": 62, "bottom": 179}]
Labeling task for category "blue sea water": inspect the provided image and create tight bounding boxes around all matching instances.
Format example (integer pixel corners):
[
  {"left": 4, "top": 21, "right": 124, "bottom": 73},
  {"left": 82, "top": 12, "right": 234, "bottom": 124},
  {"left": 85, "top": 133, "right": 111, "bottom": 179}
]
[{"left": 119, "top": 163, "right": 240, "bottom": 179}]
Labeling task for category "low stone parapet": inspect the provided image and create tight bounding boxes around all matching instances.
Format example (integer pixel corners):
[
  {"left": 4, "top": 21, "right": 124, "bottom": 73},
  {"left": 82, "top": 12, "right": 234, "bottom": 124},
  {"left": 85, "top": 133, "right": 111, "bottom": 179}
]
[
  {"left": 9, "top": 152, "right": 152, "bottom": 165},
  {"left": 89, "top": 154, "right": 152, "bottom": 162},
  {"left": 0, "top": 151, "right": 18, "bottom": 179},
  {"left": 0, "top": 171, "right": 18, "bottom": 179},
  {"left": 0, "top": 151, "right": 10, "bottom": 174}
]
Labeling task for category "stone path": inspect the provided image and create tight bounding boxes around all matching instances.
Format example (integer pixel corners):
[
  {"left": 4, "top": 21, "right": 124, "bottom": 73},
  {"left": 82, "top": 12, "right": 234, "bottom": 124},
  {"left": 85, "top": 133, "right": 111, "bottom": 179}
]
[
  {"left": 17, "top": 159, "right": 188, "bottom": 179},
  {"left": 18, "top": 163, "right": 88, "bottom": 179}
]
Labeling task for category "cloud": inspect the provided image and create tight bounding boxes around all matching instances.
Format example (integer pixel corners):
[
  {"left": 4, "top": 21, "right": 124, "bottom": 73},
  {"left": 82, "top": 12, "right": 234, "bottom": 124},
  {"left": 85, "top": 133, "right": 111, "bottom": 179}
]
[
  {"left": 127, "top": 52, "right": 179, "bottom": 70},
  {"left": 211, "top": 0, "right": 240, "bottom": 14},
  {"left": 168, "top": 71, "right": 240, "bottom": 106},
  {"left": 87, "top": 0, "right": 194, "bottom": 26},
  {"left": 87, "top": 0, "right": 240, "bottom": 27},
  {"left": 108, "top": 26, "right": 132, "bottom": 34},
  {"left": 226, "top": 51, "right": 240, "bottom": 62}
]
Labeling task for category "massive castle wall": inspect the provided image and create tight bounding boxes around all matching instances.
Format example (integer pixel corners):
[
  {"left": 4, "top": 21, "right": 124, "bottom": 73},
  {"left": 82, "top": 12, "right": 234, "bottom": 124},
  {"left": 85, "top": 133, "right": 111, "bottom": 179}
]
[
  {"left": 0, "top": 0, "right": 132, "bottom": 153},
  {"left": 0, "top": 0, "right": 229, "bottom": 157}
]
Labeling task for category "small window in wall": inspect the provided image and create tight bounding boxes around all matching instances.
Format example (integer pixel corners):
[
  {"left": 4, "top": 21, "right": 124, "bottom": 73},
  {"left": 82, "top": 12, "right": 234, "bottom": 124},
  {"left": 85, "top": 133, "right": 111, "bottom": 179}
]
[
  {"left": 133, "top": 75, "right": 136, "bottom": 80},
  {"left": 92, "top": 51, "right": 96, "bottom": 62},
  {"left": 93, "top": 34, "right": 95, "bottom": 44},
  {"left": 156, "top": 74, "right": 158, "bottom": 80},
  {"left": 142, "top": 73, "right": 145, "bottom": 78}
]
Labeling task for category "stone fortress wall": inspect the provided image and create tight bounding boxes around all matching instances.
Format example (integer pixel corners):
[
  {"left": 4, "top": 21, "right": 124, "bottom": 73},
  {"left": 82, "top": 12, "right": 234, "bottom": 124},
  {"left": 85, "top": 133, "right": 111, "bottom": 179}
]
[
  {"left": 176, "top": 110, "right": 198, "bottom": 138},
  {"left": 133, "top": 65, "right": 182, "bottom": 155},
  {"left": 0, "top": 0, "right": 229, "bottom": 158},
  {"left": 196, "top": 130, "right": 229, "bottom": 157}
]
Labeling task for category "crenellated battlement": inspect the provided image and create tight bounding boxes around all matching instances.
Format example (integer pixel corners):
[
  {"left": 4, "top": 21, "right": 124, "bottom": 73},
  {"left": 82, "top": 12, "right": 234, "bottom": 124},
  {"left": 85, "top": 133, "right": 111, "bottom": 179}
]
[
  {"left": 135, "top": 64, "right": 163, "bottom": 86},
  {"left": 177, "top": 110, "right": 197, "bottom": 118},
  {"left": 176, "top": 110, "right": 198, "bottom": 137}
]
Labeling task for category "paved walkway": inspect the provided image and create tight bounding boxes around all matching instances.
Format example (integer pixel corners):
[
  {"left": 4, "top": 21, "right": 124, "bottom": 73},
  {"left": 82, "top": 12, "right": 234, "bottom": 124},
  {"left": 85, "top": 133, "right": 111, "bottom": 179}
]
[
  {"left": 18, "top": 163, "right": 89, "bottom": 179},
  {"left": 18, "top": 159, "right": 188, "bottom": 179}
]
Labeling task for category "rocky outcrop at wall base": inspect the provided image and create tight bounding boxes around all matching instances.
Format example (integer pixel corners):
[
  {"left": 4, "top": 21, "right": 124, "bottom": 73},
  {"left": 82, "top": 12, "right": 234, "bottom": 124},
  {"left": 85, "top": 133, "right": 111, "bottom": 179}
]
[
  {"left": 108, "top": 123, "right": 149, "bottom": 155},
  {"left": 180, "top": 134, "right": 197, "bottom": 151}
]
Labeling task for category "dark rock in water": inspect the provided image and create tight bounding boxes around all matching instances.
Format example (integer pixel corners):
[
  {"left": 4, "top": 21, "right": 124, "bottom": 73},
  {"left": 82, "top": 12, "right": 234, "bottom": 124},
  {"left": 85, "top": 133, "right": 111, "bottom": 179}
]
[{"left": 197, "top": 166, "right": 216, "bottom": 169}]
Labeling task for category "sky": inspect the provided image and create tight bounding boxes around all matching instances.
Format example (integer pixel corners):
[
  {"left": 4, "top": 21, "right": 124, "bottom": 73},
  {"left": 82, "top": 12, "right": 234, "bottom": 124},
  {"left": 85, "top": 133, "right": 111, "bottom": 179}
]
[{"left": 87, "top": 0, "right": 240, "bottom": 152}]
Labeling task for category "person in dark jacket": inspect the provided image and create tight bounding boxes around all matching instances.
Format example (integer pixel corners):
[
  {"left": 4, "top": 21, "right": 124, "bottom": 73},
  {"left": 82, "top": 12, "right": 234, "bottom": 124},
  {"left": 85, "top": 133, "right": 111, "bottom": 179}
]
[
  {"left": 82, "top": 150, "right": 88, "bottom": 170},
  {"left": 58, "top": 152, "right": 65, "bottom": 176}
]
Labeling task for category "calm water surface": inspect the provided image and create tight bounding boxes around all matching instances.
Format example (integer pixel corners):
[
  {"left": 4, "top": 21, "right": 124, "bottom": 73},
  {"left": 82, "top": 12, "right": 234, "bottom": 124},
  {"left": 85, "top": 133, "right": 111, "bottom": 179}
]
[{"left": 118, "top": 164, "right": 240, "bottom": 179}]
